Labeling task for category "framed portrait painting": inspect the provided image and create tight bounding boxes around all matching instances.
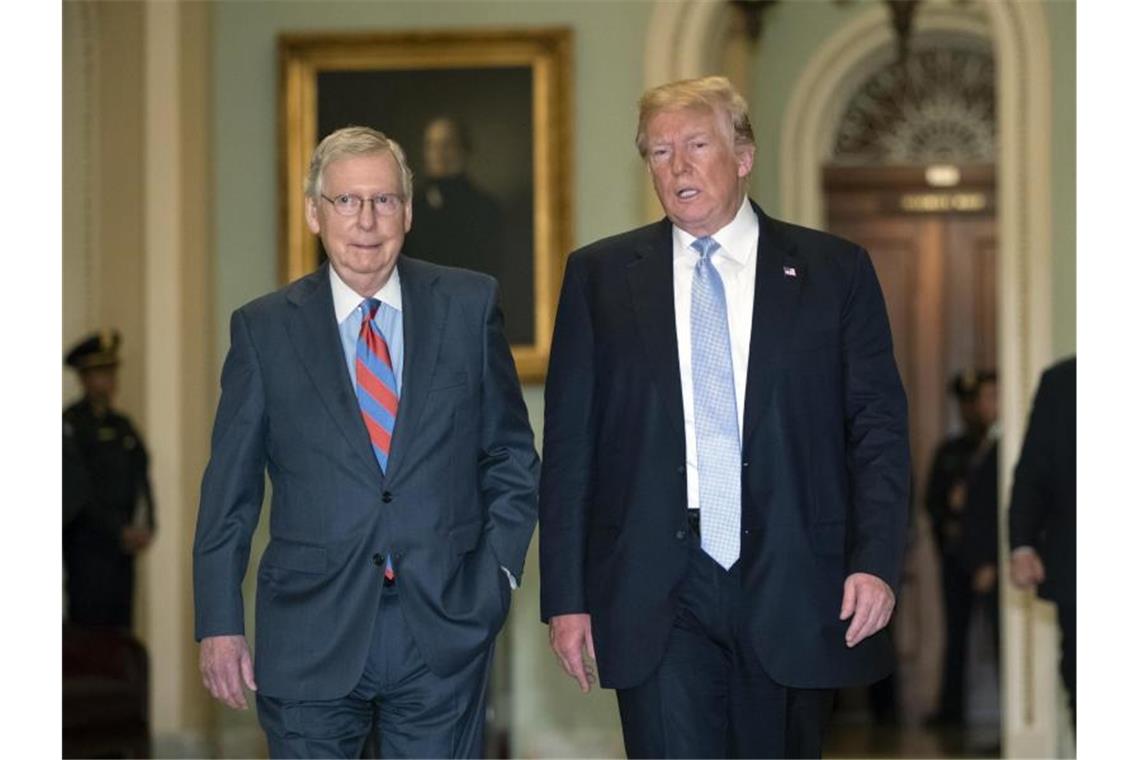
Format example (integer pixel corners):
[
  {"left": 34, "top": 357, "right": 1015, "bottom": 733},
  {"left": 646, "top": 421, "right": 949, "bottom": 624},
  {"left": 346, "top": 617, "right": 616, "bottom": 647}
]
[{"left": 280, "top": 28, "right": 573, "bottom": 381}]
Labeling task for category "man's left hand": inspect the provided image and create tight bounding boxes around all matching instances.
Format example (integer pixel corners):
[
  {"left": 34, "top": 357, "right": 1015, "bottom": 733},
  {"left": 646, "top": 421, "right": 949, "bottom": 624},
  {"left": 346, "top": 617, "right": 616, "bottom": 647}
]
[
  {"left": 839, "top": 572, "right": 895, "bottom": 648},
  {"left": 1010, "top": 548, "right": 1045, "bottom": 590}
]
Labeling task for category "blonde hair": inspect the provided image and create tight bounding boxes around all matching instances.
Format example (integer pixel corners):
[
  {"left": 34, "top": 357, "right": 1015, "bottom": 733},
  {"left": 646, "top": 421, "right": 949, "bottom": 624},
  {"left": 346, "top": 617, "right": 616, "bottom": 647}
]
[
  {"left": 635, "top": 76, "right": 755, "bottom": 158},
  {"left": 305, "top": 125, "right": 414, "bottom": 199}
]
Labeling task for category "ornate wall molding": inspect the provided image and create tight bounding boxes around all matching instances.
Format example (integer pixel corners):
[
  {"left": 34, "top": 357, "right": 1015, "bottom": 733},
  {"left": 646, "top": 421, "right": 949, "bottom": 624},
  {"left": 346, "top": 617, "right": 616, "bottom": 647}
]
[{"left": 986, "top": 5, "right": 1060, "bottom": 752}]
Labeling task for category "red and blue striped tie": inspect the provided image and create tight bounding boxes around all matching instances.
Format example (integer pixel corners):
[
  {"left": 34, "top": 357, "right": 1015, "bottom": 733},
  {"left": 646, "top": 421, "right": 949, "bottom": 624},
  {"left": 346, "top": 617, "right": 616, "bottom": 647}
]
[
  {"left": 356, "top": 299, "right": 398, "bottom": 581},
  {"left": 355, "top": 299, "right": 399, "bottom": 474}
]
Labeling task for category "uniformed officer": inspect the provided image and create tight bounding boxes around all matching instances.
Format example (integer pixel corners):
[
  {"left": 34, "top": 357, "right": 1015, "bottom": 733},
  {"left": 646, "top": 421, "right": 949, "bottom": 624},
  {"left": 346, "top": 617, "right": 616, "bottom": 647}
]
[
  {"left": 924, "top": 369, "right": 998, "bottom": 726},
  {"left": 63, "top": 330, "right": 155, "bottom": 629}
]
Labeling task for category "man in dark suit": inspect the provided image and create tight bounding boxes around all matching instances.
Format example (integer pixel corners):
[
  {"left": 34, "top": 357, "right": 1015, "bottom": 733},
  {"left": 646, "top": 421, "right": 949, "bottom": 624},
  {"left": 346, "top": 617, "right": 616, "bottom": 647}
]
[
  {"left": 1008, "top": 356, "right": 1076, "bottom": 727},
  {"left": 193, "top": 126, "right": 539, "bottom": 758},
  {"left": 539, "top": 77, "right": 909, "bottom": 758}
]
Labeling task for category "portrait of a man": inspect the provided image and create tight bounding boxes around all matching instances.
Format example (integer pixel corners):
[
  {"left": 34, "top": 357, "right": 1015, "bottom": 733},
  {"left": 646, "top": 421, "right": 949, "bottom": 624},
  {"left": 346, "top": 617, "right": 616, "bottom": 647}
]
[{"left": 316, "top": 69, "right": 536, "bottom": 344}]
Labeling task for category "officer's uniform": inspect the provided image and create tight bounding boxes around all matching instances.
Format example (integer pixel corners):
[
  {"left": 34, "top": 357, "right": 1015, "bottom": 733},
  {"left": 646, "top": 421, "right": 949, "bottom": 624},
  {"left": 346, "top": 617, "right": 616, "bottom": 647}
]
[{"left": 63, "top": 331, "right": 155, "bottom": 628}]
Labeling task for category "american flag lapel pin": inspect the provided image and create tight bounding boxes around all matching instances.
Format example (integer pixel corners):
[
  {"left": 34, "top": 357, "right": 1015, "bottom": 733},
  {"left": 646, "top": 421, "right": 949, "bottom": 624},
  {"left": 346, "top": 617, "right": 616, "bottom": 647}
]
[{"left": 783, "top": 265, "right": 797, "bottom": 278}]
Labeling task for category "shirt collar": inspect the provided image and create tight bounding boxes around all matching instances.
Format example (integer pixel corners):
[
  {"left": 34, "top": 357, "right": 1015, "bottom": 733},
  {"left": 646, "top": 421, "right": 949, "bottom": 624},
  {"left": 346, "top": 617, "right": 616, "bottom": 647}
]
[
  {"left": 329, "top": 263, "right": 403, "bottom": 324},
  {"left": 673, "top": 197, "right": 759, "bottom": 267}
]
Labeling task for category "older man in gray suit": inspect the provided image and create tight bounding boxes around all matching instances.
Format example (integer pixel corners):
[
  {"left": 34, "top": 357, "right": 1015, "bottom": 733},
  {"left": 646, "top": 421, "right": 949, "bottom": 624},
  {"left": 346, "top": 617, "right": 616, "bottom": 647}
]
[{"left": 193, "top": 126, "right": 539, "bottom": 758}]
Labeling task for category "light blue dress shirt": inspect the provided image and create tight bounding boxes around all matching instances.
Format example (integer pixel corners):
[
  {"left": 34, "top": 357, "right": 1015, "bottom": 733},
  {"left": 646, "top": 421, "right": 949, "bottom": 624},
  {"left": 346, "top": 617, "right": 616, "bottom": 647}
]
[{"left": 329, "top": 266, "right": 404, "bottom": 397}]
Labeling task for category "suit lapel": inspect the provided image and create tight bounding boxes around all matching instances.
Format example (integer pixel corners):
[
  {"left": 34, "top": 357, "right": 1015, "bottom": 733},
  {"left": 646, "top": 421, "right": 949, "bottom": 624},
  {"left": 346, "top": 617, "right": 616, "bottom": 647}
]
[
  {"left": 285, "top": 264, "right": 382, "bottom": 480},
  {"left": 628, "top": 220, "right": 686, "bottom": 440},
  {"left": 742, "top": 203, "right": 803, "bottom": 444},
  {"left": 384, "top": 256, "right": 445, "bottom": 482}
]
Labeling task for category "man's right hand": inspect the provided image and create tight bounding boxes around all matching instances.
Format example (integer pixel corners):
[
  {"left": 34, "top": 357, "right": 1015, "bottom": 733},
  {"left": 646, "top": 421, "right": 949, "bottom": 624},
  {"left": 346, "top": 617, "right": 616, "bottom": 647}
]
[
  {"left": 973, "top": 563, "right": 998, "bottom": 594},
  {"left": 199, "top": 634, "right": 257, "bottom": 710},
  {"left": 548, "top": 613, "right": 596, "bottom": 693},
  {"left": 948, "top": 481, "right": 967, "bottom": 513},
  {"left": 121, "top": 526, "right": 153, "bottom": 554}
]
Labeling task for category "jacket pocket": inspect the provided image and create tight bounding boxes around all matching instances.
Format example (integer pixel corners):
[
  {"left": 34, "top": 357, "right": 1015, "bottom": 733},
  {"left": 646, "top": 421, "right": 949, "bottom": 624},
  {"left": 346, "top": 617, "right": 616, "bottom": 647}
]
[{"left": 261, "top": 538, "right": 328, "bottom": 574}]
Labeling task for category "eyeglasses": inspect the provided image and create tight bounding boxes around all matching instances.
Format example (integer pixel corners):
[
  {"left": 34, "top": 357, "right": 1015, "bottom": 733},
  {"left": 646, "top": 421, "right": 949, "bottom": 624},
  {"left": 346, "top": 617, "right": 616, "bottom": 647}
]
[{"left": 320, "top": 193, "right": 406, "bottom": 217}]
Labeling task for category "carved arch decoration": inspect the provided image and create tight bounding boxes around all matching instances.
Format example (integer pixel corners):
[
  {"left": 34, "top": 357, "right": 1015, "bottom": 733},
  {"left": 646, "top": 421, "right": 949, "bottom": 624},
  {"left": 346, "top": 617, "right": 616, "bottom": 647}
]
[{"left": 831, "top": 40, "right": 995, "bottom": 166}]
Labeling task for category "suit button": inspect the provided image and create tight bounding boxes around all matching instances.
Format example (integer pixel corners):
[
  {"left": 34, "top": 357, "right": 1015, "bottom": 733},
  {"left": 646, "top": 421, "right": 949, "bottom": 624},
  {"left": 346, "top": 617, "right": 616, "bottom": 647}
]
[
  {"left": 676, "top": 466, "right": 684, "bottom": 474},
  {"left": 372, "top": 553, "right": 383, "bottom": 566},
  {"left": 382, "top": 491, "right": 393, "bottom": 503},
  {"left": 675, "top": 530, "right": 686, "bottom": 540}
]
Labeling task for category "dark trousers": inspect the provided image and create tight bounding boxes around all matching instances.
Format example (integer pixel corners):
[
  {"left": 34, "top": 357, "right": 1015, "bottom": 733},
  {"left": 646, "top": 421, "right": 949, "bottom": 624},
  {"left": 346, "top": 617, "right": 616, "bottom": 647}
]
[
  {"left": 64, "top": 541, "right": 135, "bottom": 629},
  {"left": 616, "top": 546, "right": 834, "bottom": 759},
  {"left": 256, "top": 583, "right": 493, "bottom": 758},
  {"left": 937, "top": 557, "right": 973, "bottom": 720},
  {"left": 1057, "top": 600, "right": 1076, "bottom": 729},
  {"left": 868, "top": 672, "right": 898, "bottom": 724},
  {"left": 979, "top": 586, "right": 1000, "bottom": 660}
]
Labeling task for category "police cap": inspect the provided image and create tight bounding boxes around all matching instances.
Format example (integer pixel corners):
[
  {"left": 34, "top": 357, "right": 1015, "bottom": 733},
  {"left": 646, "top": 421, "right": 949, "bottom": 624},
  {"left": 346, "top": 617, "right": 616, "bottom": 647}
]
[
  {"left": 949, "top": 369, "right": 997, "bottom": 401},
  {"left": 65, "top": 330, "right": 122, "bottom": 371}
]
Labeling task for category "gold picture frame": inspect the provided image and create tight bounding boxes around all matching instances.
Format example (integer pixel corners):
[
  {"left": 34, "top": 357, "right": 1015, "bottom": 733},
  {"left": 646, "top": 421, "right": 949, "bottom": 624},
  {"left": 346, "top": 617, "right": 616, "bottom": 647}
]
[{"left": 279, "top": 28, "right": 573, "bottom": 382}]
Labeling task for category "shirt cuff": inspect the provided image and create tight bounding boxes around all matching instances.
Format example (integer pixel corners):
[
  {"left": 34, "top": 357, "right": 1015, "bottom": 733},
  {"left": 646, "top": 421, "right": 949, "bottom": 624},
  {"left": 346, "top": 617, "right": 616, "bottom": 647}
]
[
  {"left": 500, "top": 566, "right": 518, "bottom": 590},
  {"left": 1011, "top": 546, "right": 1038, "bottom": 558}
]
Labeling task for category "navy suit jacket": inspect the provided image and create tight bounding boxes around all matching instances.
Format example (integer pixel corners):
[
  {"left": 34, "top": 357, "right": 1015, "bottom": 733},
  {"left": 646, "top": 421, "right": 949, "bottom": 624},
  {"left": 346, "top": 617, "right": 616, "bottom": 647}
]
[
  {"left": 539, "top": 202, "right": 909, "bottom": 690},
  {"left": 193, "top": 258, "right": 539, "bottom": 700}
]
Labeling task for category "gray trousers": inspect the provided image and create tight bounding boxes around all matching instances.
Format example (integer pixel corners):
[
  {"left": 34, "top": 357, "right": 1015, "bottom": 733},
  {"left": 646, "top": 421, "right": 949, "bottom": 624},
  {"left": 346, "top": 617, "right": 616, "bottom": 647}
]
[{"left": 256, "top": 583, "right": 494, "bottom": 758}]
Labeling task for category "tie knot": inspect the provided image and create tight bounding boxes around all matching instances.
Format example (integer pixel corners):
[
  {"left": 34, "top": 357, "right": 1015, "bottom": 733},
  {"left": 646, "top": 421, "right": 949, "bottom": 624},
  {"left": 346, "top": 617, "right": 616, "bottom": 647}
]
[
  {"left": 360, "top": 298, "right": 381, "bottom": 321},
  {"left": 691, "top": 236, "right": 720, "bottom": 259}
]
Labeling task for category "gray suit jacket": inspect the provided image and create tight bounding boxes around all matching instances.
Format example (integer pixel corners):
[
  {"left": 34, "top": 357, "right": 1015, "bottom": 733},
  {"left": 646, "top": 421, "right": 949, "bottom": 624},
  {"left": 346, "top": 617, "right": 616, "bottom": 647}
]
[{"left": 193, "top": 258, "right": 539, "bottom": 700}]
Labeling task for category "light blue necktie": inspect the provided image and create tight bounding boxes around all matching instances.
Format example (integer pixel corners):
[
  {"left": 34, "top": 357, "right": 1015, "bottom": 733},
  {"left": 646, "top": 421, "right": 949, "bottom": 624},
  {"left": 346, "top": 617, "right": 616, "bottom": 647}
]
[{"left": 690, "top": 236, "right": 741, "bottom": 569}]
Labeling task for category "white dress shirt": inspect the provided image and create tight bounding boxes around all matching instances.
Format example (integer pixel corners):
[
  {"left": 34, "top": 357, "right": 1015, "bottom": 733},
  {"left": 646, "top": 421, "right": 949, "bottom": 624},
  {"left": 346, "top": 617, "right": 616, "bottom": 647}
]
[{"left": 673, "top": 198, "right": 759, "bottom": 511}]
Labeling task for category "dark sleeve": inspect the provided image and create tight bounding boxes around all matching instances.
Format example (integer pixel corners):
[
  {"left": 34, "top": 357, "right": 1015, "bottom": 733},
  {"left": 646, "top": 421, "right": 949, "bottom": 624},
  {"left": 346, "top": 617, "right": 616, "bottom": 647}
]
[
  {"left": 539, "top": 255, "right": 595, "bottom": 621},
  {"left": 924, "top": 442, "right": 954, "bottom": 528},
  {"left": 63, "top": 420, "right": 91, "bottom": 528},
  {"left": 476, "top": 280, "right": 541, "bottom": 580},
  {"left": 131, "top": 426, "right": 156, "bottom": 533},
  {"left": 961, "top": 444, "right": 999, "bottom": 572},
  {"left": 63, "top": 417, "right": 123, "bottom": 542},
  {"left": 841, "top": 248, "right": 911, "bottom": 591},
  {"left": 1008, "top": 368, "right": 1059, "bottom": 551},
  {"left": 192, "top": 309, "right": 268, "bottom": 640}
]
